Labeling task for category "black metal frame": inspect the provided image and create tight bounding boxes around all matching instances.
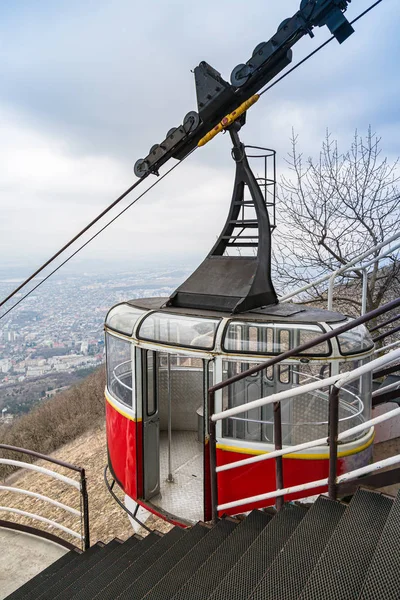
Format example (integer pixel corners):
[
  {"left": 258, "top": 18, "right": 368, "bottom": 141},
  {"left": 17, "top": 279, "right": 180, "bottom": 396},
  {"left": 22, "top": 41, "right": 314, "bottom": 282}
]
[
  {"left": 0, "top": 519, "right": 82, "bottom": 552},
  {"left": 207, "top": 296, "right": 400, "bottom": 522},
  {"left": 373, "top": 325, "right": 400, "bottom": 343},
  {"left": 0, "top": 444, "right": 90, "bottom": 551},
  {"left": 134, "top": 1, "right": 353, "bottom": 178},
  {"left": 221, "top": 319, "right": 333, "bottom": 357},
  {"left": 104, "top": 465, "right": 152, "bottom": 533},
  {"left": 369, "top": 314, "right": 400, "bottom": 333},
  {"left": 168, "top": 127, "right": 277, "bottom": 313}
]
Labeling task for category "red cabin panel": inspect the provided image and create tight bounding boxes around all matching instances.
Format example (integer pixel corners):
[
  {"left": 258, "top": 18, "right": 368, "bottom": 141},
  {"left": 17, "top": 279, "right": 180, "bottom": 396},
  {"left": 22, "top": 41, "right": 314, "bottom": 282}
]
[
  {"left": 216, "top": 447, "right": 357, "bottom": 516},
  {"left": 106, "top": 399, "right": 142, "bottom": 500}
]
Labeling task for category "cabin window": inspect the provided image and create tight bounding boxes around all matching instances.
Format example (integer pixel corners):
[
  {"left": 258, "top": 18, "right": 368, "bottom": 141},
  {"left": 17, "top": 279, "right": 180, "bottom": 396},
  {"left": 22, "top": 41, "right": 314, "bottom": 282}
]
[
  {"left": 106, "top": 333, "right": 133, "bottom": 407},
  {"left": 338, "top": 357, "right": 372, "bottom": 438},
  {"left": 278, "top": 364, "right": 290, "bottom": 384},
  {"left": 145, "top": 351, "right": 157, "bottom": 416},
  {"left": 336, "top": 324, "right": 374, "bottom": 356},
  {"left": 221, "top": 360, "right": 337, "bottom": 445},
  {"left": 105, "top": 304, "right": 146, "bottom": 336},
  {"left": 221, "top": 361, "right": 274, "bottom": 443},
  {"left": 223, "top": 322, "right": 330, "bottom": 356},
  {"left": 137, "top": 313, "right": 220, "bottom": 350}
]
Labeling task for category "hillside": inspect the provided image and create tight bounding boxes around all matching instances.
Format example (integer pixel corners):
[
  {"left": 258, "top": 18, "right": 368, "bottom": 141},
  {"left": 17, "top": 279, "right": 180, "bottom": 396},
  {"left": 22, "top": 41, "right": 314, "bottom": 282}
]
[
  {"left": 0, "top": 367, "right": 106, "bottom": 480},
  {"left": 0, "top": 424, "right": 172, "bottom": 547}
]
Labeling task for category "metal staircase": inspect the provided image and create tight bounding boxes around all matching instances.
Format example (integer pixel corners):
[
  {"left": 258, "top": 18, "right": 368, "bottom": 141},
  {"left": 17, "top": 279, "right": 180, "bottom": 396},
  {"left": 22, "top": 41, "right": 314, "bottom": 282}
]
[{"left": 5, "top": 488, "right": 400, "bottom": 600}]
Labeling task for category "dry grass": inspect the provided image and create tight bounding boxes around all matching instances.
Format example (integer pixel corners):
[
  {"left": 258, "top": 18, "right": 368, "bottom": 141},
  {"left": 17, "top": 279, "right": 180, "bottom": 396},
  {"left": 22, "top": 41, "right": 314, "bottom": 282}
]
[
  {"left": 0, "top": 425, "right": 171, "bottom": 548},
  {"left": 0, "top": 368, "right": 106, "bottom": 481}
]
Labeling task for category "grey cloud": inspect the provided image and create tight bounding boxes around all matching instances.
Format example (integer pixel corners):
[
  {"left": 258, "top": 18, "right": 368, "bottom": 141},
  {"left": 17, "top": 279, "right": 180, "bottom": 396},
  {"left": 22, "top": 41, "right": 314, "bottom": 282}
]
[{"left": 0, "top": 0, "right": 398, "bottom": 271}]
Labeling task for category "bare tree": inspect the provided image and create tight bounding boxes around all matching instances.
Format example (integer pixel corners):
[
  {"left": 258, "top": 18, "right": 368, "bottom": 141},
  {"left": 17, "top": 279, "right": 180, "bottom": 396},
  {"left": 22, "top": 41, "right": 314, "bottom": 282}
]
[{"left": 273, "top": 128, "right": 400, "bottom": 315}]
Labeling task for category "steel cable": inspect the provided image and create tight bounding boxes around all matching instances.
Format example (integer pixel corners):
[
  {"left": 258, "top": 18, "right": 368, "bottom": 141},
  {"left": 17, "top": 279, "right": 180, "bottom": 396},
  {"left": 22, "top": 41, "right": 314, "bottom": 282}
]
[{"left": 0, "top": 0, "right": 384, "bottom": 318}]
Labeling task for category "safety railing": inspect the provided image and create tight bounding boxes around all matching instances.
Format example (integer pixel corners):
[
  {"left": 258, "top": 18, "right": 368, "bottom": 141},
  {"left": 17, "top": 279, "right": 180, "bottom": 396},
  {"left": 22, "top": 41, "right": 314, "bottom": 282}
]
[
  {"left": 0, "top": 444, "right": 90, "bottom": 551},
  {"left": 104, "top": 465, "right": 152, "bottom": 533},
  {"left": 280, "top": 232, "right": 400, "bottom": 314},
  {"left": 207, "top": 296, "right": 400, "bottom": 522}
]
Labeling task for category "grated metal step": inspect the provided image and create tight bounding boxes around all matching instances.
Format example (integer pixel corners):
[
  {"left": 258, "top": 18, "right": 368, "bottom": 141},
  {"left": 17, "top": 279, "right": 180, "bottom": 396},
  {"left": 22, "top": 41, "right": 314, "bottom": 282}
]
[
  {"left": 207, "top": 503, "right": 306, "bottom": 600},
  {"left": 93, "top": 524, "right": 209, "bottom": 600},
  {"left": 299, "top": 489, "right": 393, "bottom": 600},
  {"left": 4, "top": 549, "right": 81, "bottom": 600},
  {"left": 54, "top": 535, "right": 141, "bottom": 600},
  {"left": 16, "top": 542, "right": 105, "bottom": 600},
  {"left": 170, "top": 511, "right": 271, "bottom": 600},
  {"left": 249, "top": 496, "right": 347, "bottom": 600},
  {"left": 30, "top": 540, "right": 121, "bottom": 600},
  {"left": 69, "top": 532, "right": 167, "bottom": 600},
  {"left": 141, "top": 519, "right": 238, "bottom": 600},
  {"left": 359, "top": 489, "right": 400, "bottom": 600}
]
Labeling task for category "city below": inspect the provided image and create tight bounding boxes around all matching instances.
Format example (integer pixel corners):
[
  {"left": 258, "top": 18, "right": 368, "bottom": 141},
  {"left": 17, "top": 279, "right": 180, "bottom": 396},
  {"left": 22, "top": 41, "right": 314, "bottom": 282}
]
[{"left": 0, "top": 266, "right": 191, "bottom": 418}]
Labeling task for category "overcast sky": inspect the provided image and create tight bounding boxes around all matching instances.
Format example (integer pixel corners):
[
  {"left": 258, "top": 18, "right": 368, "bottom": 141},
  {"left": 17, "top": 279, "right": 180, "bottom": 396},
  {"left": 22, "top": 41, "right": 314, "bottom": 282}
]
[{"left": 0, "top": 0, "right": 398, "bottom": 276}]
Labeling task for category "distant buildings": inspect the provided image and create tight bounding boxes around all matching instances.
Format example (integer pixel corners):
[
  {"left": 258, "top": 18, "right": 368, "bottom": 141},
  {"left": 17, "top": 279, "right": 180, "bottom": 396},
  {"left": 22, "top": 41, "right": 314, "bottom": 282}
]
[{"left": 0, "top": 269, "right": 181, "bottom": 390}]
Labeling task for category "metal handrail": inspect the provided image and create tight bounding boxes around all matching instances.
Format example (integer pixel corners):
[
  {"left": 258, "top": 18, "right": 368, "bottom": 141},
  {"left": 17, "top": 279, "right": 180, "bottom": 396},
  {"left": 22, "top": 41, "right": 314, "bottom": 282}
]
[
  {"left": 373, "top": 325, "right": 400, "bottom": 343},
  {"left": 0, "top": 485, "right": 80, "bottom": 516},
  {"left": 372, "top": 380, "right": 400, "bottom": 397},
  {"left": 327, "top": 241, "right": 400, "bottom": 313},
  {"left": 207, "top": 296, "right": 400, "bottom": 521},
  {"left": 0, "top": 507, "right": 83, "bottom": 540},
  {"left": 0, "top": 459, "right": 80, "bottom": 488},
  {"left": 224, "top": 372, "right": 364, "bottom": 427},
  {"left": 279, "top": 232, "right": 400, "bottom": 305},
  {"left": 0, "top": 444, "right": 90, "bottom": 550},
  {"left": 218, "top": 403, "right": 400, "bottom": 475},
  {"left": 370, "top": 314, "right": 400, "bottom": 333},
  {"left": 212, "top": 349, "right": 399, "bottom": 422},
  {"left": 104, "top": 465, "right": 152, "bottom": 533},
  {"left": 217, "top": 453, "right": 400, "bottom": 512},
  {"left": 112, "top": 360, "right": 133, "bottom": 391},
  {"left": 374, "top": 340, "right": 400, "bottom": 355}
]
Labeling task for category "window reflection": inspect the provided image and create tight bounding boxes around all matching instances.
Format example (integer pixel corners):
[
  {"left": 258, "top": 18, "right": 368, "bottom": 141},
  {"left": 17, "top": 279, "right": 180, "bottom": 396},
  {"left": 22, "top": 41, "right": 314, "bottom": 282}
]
[
  {"left": 106, "top": 304, "right": 146, "bottom": 336},
  {"left": 106, "top": 333, "right": 132, "bottom": 407},
  {"left": 336, "top": 324, "right": 374, "bottom": 355},
  {"left": 138, "top": 313, "right": 220, "bottom": 350},
  {"left": 224, "top": 322, "right": 330, "bottom": 356}
]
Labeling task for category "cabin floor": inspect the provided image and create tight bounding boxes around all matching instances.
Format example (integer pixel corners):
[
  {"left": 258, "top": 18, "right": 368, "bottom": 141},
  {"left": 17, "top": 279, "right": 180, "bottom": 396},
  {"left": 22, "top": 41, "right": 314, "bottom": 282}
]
[
  {"left": 0, "top": 527, "right": 68, "bottom": 599},
  {"left": 150, "top": 431, "right": 203, "bottom": 523}
]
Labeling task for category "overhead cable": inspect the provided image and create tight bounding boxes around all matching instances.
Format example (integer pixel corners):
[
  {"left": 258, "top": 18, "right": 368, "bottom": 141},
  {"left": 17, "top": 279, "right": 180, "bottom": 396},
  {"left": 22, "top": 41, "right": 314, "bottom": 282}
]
[
  {"left": 0, "top": 0, "right": 384, "bottom": 317},
  {"left": 259, "top": 0, "right": 383, "bottom": 97},
  {"left": 0, "top": 175, "right": 152, "bottom": 309},
  {"left": 0, "top": 150, "right": 195, "bottom": 321}
]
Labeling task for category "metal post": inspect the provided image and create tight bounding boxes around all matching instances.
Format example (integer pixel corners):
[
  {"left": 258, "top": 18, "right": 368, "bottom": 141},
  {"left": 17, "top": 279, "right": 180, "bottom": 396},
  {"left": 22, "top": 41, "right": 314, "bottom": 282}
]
[
  {"left": 274, "top": 401, "right": 284, "bottom": 510},
  {"left": 208, "top": 391, "right": 218, "bottom": 524},
  {"left": 361, "top": 268, "right": 368, "bottom": 315},
  {"left": 80, "top": 469, "right": 90, "bottom": 551},
  {"left": 167, "top": 353, "right": 173, "bottom": 483},
  {"left": 328, "top": 386, "right": 340, "bottom": 500}
]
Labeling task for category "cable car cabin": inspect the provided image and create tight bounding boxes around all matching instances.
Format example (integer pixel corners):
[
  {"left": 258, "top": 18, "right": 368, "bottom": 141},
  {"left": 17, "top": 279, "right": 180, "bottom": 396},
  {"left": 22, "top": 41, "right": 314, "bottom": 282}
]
[
  {"left": 105, "top": 132, "right": 375, "bottom": 526},
  {"left": 104, "top": 297, "right": 374, "bottom": 526}
]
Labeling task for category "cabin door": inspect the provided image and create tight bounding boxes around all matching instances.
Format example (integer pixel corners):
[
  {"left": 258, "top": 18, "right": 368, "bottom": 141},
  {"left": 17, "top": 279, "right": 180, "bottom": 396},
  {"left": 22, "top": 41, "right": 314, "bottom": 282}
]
[
  {"left": 142, "top": 350, "right": 160, "bottom": 500},
  {"left": 141, "top": 350, "right": 206, "bottom": 522}
]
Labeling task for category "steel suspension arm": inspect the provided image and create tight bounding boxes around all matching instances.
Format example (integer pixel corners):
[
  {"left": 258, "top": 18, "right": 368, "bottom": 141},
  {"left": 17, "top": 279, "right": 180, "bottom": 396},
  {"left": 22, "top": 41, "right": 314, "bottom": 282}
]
[{"left": 134, "top": 0, "right": 353, "bottom": 178}]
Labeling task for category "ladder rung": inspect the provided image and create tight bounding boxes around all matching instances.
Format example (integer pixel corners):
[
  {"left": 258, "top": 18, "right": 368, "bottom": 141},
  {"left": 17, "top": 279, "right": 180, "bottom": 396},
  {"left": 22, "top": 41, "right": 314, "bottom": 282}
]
[
  {"left": 222, "top": 235, "right": 259, "bottom": 240},
  {"left": 229, "top": 220, "right": 258, "bottom": 228},
  {"left": 227, "top": 242, "right": 258, "bottom": 247}
]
